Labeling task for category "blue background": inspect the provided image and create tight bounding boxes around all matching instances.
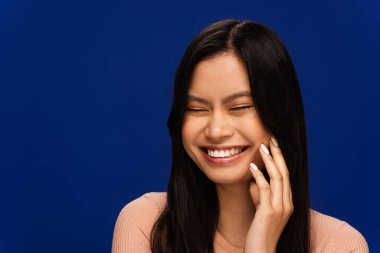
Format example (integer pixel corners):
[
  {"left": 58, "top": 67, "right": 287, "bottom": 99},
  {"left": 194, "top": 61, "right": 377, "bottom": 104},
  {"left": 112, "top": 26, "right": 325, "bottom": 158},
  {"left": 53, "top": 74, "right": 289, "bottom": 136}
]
[{"left": 1, "top": 0, "right": 379, "bottom": 252}]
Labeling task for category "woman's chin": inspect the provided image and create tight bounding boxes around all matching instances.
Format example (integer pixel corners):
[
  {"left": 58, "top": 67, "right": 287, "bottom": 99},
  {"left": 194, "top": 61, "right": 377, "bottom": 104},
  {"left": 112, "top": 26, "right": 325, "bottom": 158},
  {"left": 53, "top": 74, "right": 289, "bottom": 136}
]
[{"left": 203, "top": 170, "right": 253, "bottom": 186}]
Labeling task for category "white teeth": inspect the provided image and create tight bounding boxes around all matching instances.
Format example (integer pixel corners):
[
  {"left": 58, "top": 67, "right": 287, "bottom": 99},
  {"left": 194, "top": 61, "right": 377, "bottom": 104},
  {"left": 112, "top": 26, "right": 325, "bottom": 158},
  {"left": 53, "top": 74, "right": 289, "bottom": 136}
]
[{"left": 207, "top": 147, "right": 244, "bottom": 158}]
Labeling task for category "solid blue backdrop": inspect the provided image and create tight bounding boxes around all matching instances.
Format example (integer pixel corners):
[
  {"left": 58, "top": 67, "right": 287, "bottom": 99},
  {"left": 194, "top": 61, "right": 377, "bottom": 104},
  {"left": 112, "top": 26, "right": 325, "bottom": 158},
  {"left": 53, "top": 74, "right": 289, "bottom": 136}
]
[{"left": 0, "top": 0, "right": 379, "bottom": 252}]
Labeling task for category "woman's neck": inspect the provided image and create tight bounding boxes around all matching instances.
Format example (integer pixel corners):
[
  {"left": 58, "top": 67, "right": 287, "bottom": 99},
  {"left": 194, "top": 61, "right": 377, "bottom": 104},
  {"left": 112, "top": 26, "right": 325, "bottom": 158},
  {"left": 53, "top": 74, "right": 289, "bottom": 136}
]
[{"left": 216, "top": 182, "right": 256, "bottom": 248}]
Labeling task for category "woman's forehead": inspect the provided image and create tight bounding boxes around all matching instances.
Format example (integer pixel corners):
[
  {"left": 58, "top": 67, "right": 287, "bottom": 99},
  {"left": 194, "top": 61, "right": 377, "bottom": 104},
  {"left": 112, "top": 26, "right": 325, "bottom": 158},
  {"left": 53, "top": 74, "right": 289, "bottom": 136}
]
[
  {"left": 187, "top": 90, "right": 253, "bottom": 105},
  {"left": 189, "top": 53, "right": 250, "bottom": 96}
]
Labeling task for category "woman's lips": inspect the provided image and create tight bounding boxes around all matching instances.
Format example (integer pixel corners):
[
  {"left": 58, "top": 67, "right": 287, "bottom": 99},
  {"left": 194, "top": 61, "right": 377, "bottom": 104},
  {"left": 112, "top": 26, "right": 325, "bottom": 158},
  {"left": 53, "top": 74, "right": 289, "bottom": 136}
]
[
  {"left": 201, "top": 145, "right": 248, "bottom": 151},
  {"left": 202, "top": 146, "right": 249, "bottom": 165}
]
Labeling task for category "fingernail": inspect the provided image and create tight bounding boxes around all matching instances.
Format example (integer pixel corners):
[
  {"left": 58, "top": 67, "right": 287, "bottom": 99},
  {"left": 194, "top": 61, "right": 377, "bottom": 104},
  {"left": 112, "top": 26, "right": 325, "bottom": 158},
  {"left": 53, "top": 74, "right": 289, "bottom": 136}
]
[
  {"left": 260, "top": 144, "right": 270, "bottom": 155},
  {"left": 271, "top": 136, "right": 279, "bottom": 147},
  {"left": 250, "top": 162, "right": 258, "bottom": 171}
]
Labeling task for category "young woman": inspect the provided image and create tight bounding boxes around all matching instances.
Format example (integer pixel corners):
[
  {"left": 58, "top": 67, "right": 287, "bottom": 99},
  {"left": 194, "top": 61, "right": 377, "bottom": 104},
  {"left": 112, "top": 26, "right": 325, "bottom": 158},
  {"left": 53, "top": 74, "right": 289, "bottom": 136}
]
[{"left": 111, "top": 19, "right": 369, "bottom": 253}]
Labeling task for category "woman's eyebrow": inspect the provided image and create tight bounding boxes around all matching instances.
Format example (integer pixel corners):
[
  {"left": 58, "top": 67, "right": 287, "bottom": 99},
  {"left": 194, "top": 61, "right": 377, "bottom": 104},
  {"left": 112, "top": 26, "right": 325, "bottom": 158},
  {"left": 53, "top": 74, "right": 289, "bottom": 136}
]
[{"left": 187, "top": 91, "right": 252, "bottom": 105}]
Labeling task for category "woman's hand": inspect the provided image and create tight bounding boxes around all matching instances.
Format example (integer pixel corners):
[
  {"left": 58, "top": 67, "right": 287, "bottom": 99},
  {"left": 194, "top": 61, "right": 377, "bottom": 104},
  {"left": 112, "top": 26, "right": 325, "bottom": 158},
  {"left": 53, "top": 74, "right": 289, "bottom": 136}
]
[{"left": 244, "top": 136, "right": 294, "bottom": 253}]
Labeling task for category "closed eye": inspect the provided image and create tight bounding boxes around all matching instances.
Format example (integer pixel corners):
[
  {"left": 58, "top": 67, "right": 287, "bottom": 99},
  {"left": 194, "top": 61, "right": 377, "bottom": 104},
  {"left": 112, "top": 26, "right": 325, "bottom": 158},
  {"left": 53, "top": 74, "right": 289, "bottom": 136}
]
[
  {"left": 186, "top": 105, "right": 254, "bottom": 112},
  {"left": 186, "top": 108, "right": 207, "bottom": 112},
  {"left": 230, "top": 105, "right": 254, "bottom": 111}
]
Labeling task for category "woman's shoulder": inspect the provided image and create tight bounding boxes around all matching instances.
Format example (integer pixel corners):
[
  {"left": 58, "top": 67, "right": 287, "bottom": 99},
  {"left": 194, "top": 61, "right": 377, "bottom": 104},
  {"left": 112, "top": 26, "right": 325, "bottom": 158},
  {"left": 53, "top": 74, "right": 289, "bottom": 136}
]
[
  {"left": 127, "top": 191, "right": 167, "bottom": 212},
  {"left": 309, "top": 208, "right": 369, "bottom": 252},
  {"left": 112, "top": 192, "right": 167, "bottom": 251},
  {"left": 116, "top": 192, "right": 167, "bottom": 227}
]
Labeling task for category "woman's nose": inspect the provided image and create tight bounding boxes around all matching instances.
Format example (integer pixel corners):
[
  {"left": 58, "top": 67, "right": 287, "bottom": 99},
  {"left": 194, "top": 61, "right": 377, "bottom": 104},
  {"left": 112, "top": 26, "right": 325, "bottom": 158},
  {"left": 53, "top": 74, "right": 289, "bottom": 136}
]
[{"left": 204, "top": 111, "right": 234, "bottom": 142}]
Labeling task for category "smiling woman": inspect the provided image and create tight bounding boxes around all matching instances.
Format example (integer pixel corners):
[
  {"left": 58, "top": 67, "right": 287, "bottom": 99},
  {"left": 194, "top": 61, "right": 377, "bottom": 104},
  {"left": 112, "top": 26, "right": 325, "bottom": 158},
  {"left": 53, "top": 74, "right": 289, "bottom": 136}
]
[
  {"left": 111, "top": 19, "right": 369, "bottom": 253},
  {"left": 182, "top": 53, "right": 270, "bottom": 185}
]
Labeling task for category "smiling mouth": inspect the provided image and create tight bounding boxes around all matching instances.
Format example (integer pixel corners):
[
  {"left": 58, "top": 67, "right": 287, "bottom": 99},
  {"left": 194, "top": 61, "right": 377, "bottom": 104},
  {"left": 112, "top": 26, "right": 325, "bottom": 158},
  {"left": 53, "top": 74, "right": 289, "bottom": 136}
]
[
  {"left": 200, "top": 146, "right": 250, "bottom": 155},
  {"left": 199, "top": 145, "right": 251, "bottom": 164}
]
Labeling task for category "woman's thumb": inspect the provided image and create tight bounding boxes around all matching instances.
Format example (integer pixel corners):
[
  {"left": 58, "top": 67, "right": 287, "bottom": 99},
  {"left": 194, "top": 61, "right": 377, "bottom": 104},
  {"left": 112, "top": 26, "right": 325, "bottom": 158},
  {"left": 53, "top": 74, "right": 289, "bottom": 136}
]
[{"left": 249, "top": 182, "right": 260, "bottom": 207}]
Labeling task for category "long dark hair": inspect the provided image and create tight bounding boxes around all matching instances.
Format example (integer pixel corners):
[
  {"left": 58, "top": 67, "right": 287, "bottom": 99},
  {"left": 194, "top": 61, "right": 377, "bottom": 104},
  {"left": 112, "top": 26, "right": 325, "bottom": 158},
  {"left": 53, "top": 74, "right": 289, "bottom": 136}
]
[{"left": 150, "top": 19, "right": 310, "bottom": 253}]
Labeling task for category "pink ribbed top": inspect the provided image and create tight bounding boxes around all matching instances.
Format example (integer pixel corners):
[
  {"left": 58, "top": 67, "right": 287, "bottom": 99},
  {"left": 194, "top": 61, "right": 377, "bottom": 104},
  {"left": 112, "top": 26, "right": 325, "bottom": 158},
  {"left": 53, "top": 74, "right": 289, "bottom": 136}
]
[{"left": 111, "top": 192, "right": 369, "bottom": 253}]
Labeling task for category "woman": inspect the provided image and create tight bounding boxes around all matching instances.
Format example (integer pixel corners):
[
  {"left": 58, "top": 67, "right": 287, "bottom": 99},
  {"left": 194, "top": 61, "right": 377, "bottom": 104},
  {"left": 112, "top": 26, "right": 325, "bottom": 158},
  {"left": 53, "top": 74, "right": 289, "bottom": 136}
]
[{"left": 111, "top": 19, "right": 368, "bottom": 253}]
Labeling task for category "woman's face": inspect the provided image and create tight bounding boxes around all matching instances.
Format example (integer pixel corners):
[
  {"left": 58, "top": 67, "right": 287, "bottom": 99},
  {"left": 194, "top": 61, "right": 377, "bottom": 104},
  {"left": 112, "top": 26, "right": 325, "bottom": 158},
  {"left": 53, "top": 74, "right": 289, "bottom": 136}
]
[{"left": 182, "top": 52, "right": 271, "bottom": 185}]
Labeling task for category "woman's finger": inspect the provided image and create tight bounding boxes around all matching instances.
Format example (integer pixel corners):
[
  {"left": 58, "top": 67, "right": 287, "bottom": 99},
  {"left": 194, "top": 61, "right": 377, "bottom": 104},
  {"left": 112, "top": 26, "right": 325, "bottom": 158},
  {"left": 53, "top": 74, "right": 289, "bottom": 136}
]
[
  {"left": 269, "top": 136, "right": 293, "bottom": 213},
  {"left": 249, "top": 162, "right": 271, "bottom": 209},
  {"left": 259, "top": 143, "right": 283, "bottom": 209},
  {"left": 269, "top": 137, "right": 288, "bottom": 178}
]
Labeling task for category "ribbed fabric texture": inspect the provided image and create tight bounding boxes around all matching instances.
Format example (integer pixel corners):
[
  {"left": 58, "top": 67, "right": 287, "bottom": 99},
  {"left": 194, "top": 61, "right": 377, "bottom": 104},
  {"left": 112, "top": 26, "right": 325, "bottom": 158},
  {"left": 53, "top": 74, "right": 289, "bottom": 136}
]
[{"left": 111, "top": 192, "right": 369, "bottom": 253}]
